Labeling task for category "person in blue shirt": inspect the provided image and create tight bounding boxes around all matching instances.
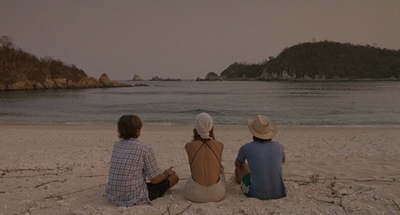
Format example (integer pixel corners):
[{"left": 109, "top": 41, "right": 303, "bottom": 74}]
[{"left": 232, "top": 115, "right": 286, "bottom": 200}]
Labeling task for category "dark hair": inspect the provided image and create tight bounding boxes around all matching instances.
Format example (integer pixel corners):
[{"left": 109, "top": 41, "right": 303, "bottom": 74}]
[
  {"left": 253, "top": 136, "right": 271, "bottom": 143},
  {"left": 117, "top": 115, "right": 142, "bottom": 140},
  {"left": 193, "top": 128, "right": 215, "bottom": 141}
]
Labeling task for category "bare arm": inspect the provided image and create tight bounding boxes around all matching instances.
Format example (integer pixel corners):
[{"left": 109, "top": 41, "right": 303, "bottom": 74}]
[
  {"left": 150, "top": 167, "right": 176, "bottom": 184},
  {"left": 234, "top": 158, "right": 243, "bottom": 168}
]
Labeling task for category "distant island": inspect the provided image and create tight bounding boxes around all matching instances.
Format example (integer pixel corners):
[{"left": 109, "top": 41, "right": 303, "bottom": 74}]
[
  {"left": 201, "top": 41, "right": 400, "bottom": 81},
  {"left": 149, "top": 76, "right": 181, "bottom": 81},
  {"left": 131, "top": 74, "right": 181, "bottom": 82},
  {"left": 0, "top": 36, "right": 132, "bottom": 91}
]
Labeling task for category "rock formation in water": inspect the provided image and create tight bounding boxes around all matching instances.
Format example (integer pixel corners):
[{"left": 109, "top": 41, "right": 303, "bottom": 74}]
[
  {"left": 132, "top": 74, "right": 144, "bottom": 81},
  {"left": 205, "top": 72, "right": 221, "bottom": 81},
  {"left": 99, "top": 74, "right": 131, "bottom": 88},
  {"left": 196, "top": 72, "right": 222, "bottom": 81}
]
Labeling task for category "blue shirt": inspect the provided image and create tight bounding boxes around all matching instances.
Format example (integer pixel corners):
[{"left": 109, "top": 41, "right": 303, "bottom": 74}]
[{"left": 236, "top": 140, "right": 286, "bottom": 200}]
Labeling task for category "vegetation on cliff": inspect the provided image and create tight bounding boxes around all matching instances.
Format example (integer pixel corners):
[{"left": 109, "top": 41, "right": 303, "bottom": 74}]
[
  {"left": 219, "top": 41, "right": 400, "bottom": 81},
  {"left": 0, "top": 36, "right": 131, "bottom": 90}
]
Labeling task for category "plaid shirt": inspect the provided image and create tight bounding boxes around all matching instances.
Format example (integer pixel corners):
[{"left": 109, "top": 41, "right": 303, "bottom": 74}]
[{"left": 106, "top": 139, "right": 161, "bottom": 206}]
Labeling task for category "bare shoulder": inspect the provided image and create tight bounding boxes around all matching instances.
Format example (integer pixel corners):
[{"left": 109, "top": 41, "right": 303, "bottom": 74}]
[
  {"left": 211, "top": 139, "right": 224, "bottom": 150},
  {"left": 185, "top": 140, "right": 198, "bottom": 151}
]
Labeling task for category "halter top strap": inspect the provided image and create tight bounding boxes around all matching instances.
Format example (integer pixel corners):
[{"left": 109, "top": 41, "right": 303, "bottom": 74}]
[{"left": 189, "top": 140, "right": 220, "bottom": 168}]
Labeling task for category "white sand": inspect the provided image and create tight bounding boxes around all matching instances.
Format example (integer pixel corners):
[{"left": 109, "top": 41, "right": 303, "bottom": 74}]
[{"left": 0, "top": 123, "right": 399, "bottom": 215}]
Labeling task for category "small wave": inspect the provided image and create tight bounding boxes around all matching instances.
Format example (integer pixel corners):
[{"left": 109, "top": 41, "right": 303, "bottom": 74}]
[
  {"left": 174, "top": 109, "right": 220, "bottom": 115},
  {"left": 0, "top": 112, "right": 23, "bottom": 116}
]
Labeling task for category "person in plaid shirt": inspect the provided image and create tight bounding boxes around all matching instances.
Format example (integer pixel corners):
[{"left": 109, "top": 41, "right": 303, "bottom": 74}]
[{"left": 106, "top": 115, "right": 179, "bottom": 206}]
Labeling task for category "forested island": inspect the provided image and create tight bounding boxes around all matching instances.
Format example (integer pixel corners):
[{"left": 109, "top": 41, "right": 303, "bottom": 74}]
[
  {"left": 0, "top": 36, "right": 131, "bottom": 91},
  {"left": 202, "top": 41, "right": 400, "bottom": 81}
]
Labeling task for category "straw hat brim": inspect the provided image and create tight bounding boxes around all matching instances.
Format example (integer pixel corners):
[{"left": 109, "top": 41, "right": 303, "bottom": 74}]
[{"left": 247, "top": 118, "right": 277, "bottom": 140}]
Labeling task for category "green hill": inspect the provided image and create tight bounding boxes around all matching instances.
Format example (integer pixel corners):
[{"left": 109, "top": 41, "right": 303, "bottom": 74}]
[
  {"left": 218, "top": 41, "right": 400, "bottom": 81},
  {"left": 0, "top": 36, "right": 131, "bottom": 90}
]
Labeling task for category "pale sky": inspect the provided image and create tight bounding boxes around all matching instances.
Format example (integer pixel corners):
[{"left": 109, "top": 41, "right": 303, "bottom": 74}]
[{"left": 1, "top": 1, "right": 399, "bottom": 80}]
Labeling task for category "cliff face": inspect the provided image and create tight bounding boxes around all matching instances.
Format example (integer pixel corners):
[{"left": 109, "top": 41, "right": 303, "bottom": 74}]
[{"left": 0, "top": 37, "right": 131, "bottom": 91}]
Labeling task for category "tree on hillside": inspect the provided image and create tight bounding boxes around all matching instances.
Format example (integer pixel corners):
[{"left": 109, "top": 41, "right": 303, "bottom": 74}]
[{"left": 0, "top": 36, "right": 14, "bottom": 49}]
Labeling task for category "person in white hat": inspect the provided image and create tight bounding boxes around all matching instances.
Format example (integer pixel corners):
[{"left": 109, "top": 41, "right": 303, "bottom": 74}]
[
  {"left": 183, "top": 112, "right": 226, "bottom": 202},
  {"left": 232, "top": 115, "right": 286, "bottom": 200}
]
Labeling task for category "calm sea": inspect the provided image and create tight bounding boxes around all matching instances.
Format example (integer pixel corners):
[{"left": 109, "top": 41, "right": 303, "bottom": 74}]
[{"left": 0, "top": 81, "right": 399, "bottom": 126}]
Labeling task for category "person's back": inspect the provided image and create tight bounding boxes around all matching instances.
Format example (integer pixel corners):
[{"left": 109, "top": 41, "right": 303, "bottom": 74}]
[
  {"left": 185, "top": 139, "right": 223, "bottom": 186},
  {"left": 106, "top": 115, "right": 179, "bottom": 206},
  {"left": 107, "top": 139, "right": 153, "bottom": 205},
  {"left": 233, "top": 114, "right": 286, "bottom": 200},
  {"left": 183, "top": 112, "right": 226, "bottom": 202},
  {"left": 238, "top": 140, "right": 286, "bottom": 200}
]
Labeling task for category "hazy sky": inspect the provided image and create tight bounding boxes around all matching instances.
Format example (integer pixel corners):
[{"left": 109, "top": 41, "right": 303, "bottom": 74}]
[{"left": 1, "top": 1, "right": 399, "bottom": 80}]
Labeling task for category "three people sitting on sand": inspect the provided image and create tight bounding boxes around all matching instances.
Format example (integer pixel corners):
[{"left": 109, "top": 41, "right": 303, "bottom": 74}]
[{"left": 105, "top": 113, "right": 285, "bottom": 205}]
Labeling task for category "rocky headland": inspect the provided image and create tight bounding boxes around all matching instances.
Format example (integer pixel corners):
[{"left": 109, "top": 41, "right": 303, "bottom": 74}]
[
  {"left": 0, "top": 73, "right": 131, "bottom": 91},
  {"left": 198, "top": 41, "right": 400, "bottom": 81},
  {"left": 0, "top": 36, "right": 132, "bottom": 91}
]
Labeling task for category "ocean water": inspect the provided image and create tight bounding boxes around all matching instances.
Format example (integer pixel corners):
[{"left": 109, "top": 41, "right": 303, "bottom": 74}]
[{"left": 0, "top": 81, "right": 399, "bottom": 126}]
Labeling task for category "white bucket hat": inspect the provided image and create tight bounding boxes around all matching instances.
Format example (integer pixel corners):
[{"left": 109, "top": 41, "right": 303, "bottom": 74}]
[
  {"left": 194, "top": 112, "right": 213, "bottom": 139},
  {"left": 247, "top": 115, "right": 277, "bottom": 140}
]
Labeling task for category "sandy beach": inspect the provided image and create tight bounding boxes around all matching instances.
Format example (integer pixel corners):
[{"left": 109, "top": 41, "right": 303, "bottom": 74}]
[{"left": 0, "top": 123, "right": 399, "bottom": 215}]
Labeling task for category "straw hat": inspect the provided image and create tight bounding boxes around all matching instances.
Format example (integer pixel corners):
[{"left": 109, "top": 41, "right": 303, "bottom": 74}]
[
  {"left": 247, "top": 115, "right": 277, "bottom": 139},
  {"left": 194, "top": 112, "right": 213, "bottom": 139}
]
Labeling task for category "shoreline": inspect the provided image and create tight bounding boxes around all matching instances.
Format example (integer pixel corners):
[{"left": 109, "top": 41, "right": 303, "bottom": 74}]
[
  {"left": 1, "top": 124, "right": 399, "bottom": 214},
  {"left": 1, "top": 122, "right": 399, "bottom": 127}
]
